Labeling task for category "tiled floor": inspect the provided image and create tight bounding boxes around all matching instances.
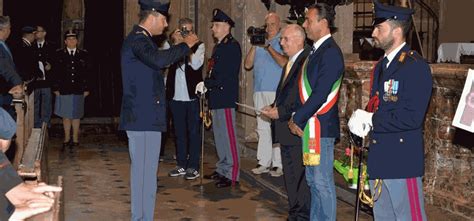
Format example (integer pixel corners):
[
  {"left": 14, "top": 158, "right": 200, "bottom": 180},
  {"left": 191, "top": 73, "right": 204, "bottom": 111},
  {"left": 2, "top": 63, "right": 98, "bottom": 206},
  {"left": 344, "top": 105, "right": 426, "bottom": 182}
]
[
  {"left": 47, "top": 133, "right": 289, "bottom": 221},
  {"left": 46, "top": 130, "right": 464, "bottom": 221}
]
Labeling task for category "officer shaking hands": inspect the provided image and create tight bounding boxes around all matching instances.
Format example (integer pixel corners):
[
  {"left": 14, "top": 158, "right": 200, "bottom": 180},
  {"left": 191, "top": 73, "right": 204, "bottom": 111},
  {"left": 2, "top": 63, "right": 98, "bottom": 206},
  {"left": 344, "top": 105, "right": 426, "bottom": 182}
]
[{"left": 348, "top": 1, "right": 432, "bottom": 220}]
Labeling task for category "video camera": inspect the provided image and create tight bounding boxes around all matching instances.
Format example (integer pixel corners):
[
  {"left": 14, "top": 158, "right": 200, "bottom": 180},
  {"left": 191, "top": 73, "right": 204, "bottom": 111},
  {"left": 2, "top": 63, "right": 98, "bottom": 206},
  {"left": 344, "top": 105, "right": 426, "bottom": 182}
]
[{"left": 246, "top": 26, "right": 266, "bottom": 45}]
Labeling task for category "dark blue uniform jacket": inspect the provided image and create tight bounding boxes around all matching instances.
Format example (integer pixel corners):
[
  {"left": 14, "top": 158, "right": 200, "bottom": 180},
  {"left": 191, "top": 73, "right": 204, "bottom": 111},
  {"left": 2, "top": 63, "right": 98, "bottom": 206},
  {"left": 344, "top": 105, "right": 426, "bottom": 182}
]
[
  {"left": 368, "top": 44, "right": 433, "bottom": 179},
  {"left": 204, "top": 34, "right": 241, "bottom": 109},
  {"left": 292, "top": 37, "right": 345, "bottom": 139},
  {"left": 120, "top": 25, "right": 190, "bottom": 131}
]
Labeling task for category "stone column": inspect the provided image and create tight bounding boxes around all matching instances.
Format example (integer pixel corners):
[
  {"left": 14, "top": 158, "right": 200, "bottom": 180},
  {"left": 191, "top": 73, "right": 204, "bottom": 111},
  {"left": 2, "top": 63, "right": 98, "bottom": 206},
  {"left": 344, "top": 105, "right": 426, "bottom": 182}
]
[
  {"left": 62, "top": 0, "right": 84, "bottom": 48},
  {"left": 423, "top": 64, "right": 473, "bottom": 219},
  {"left": 334, "top": 3, "right": 354, "bottom": 54}
]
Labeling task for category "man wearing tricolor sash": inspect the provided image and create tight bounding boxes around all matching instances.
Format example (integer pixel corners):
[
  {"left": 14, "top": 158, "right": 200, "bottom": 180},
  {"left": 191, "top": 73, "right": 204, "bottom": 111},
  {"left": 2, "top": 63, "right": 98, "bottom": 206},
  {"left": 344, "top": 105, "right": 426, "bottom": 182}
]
[
  {"left": 348, "top": 1, "right": 432, "bottom": 220},
  {"left": 288, "top": 3, "right": 344, "bottom": 221}
]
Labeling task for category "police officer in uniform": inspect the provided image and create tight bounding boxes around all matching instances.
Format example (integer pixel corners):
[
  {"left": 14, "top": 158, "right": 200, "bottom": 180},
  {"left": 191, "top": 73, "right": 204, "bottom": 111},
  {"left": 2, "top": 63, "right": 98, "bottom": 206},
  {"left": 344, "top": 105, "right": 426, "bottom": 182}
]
[
  {"left": 197, "top": 9, "right": 242, "bottom": 188},
  {"left": 13, "top": 26, "right": 42, "bottom": 82},
  {"left": 348, "top": 1, "right": 432, "bottom": 220},
  {"left": 52, "top": 31, "right": 91, "bottom": 149},
  {"left": 120, "top": 0, "right": 199, "bottom": 220}
]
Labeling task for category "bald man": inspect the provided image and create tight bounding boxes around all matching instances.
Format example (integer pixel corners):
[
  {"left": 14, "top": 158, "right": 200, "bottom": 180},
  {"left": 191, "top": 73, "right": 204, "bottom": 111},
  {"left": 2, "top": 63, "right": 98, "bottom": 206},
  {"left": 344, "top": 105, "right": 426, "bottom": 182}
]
[
  {"left": 244, "top": 12, "right": 287, "bottom": 177},
  {"left": 262, "top": 24, "right": 311, "bottom": 220}
]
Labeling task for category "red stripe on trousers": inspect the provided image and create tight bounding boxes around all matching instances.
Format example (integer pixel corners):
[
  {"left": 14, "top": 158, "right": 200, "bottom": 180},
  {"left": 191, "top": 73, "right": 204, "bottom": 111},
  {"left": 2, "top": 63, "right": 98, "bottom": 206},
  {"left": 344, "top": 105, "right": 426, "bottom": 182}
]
[
  {"left": 406, "top": 178, "right": 422, "bottom": 221},
  {"left": 224, "top": 109, "right": 239, "bottom": 185},
  {"left": 411, "top": 178, "right": 423, "bottom": 221}
]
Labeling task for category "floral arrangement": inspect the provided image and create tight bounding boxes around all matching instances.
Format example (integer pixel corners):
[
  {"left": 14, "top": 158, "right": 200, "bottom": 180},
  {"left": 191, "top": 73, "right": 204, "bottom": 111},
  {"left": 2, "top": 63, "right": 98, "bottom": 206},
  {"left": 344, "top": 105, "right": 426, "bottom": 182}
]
[{"left": 333, "top": 145, "right": 369, "bottom": 190}]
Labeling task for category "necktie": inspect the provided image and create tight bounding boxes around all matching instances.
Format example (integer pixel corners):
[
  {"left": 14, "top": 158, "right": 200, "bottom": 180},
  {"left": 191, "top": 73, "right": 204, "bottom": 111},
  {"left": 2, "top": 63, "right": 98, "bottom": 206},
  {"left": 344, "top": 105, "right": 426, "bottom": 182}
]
[
  {"left": 70, "top": 50, "right": 74, "bottom": 56},
  {"left": 283, "top": 60, "right": 294, "bottom": 82},
  {"left": 381, "top": 57, "right": 389, "bottom": 72},
  {"left": 310, "top": 46, "right": 316, "bottom": 55},
  {"left": 39, "top": 43, "right": 43, "bottom": 48},
  {"left": 379, "top": 56, "right": 389, "bottom": 83}
]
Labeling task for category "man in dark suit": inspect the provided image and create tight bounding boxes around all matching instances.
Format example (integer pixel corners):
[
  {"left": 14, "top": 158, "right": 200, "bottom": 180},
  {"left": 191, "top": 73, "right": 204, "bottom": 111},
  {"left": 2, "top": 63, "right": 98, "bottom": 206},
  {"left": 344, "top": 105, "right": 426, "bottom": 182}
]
[
  {"left": 348, "top": 2, "right": 432, "bottom": 220},
  {"left": 288, "top": 3, "right": 345, "bottom": 220},
  {"left": 261, "top": 24, "right": 311, "bottom": 221},
  {"left": 33, "top": 25, "right": 55, "bottom": 128},
  {"left": 120, "top": 0, "right": 198, "bottom": 220},
  {"left": 0, "top": 16, "right": 23, "bottom": 116},
  {"left": 13, "top": 26, "right": 42, "bottom": 82}
]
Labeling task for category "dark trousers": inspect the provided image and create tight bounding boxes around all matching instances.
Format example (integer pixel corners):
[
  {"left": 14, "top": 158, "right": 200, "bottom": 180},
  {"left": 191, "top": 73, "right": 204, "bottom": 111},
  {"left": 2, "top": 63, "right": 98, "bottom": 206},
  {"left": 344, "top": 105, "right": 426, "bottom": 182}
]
[
  {"left": 169, "top": 99, "right": 201, "bottom": 170},
  {"left": 281, "top": 144, "right": 311, "bottom": 221}
]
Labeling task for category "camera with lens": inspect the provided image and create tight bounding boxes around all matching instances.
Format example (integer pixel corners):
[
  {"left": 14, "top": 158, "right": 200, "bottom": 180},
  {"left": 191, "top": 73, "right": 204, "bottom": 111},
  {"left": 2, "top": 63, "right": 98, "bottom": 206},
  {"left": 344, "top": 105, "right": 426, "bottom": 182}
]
[
  {"left": 180, "top": 26, "right": 190, "bottom": 37},
  {"left": 246, "top": 26, "right": 267, "bottom": 45}
]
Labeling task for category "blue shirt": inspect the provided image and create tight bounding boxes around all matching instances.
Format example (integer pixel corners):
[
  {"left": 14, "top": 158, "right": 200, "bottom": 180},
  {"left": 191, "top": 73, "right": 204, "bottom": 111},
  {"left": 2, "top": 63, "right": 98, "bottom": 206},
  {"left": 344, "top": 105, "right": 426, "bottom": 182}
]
[{"left": 253, "top": 33, "right": 283, "bottom": 92}]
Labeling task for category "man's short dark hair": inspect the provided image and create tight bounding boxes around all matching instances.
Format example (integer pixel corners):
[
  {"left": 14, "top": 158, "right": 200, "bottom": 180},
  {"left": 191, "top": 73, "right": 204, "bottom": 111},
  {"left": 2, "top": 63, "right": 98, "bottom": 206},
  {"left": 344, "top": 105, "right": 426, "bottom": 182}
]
[
  {"left": 0, "top": 16, "right": 11, "bottom": 30},
  {"left": 138, "top": 10, "right": 161, "bottom": 24},
  {"left": 307, "top": 3, "right": 338, "bottom": 33},
  {"left": 388, "top": 19, "right": 412, "bottom": 38}
]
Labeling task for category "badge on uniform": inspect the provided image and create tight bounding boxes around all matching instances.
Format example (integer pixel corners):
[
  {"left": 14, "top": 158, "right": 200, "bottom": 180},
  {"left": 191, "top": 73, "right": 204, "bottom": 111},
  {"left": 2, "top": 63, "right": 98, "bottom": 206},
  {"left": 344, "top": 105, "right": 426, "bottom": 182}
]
[{"left": 383, "top": 79, "right": 399, "bottom": 102}]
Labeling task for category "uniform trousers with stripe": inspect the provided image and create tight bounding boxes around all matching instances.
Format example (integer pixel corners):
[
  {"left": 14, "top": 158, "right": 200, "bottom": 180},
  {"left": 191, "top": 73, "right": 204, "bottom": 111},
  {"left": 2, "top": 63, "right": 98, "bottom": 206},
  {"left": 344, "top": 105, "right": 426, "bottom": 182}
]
[
  {"left": 211, "top": 108, "right": 240, "bottom": 181},
  {"left": 126, "top": 131, "right": 162, "bottom": 221},
  {"left": 370, "top": 177, "right": 427, "bottom": 221}
]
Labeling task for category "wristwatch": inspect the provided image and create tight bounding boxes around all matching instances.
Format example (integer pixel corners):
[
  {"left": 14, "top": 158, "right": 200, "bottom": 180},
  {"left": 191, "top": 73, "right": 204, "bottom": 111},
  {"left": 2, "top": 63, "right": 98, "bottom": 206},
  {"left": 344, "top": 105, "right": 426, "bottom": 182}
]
[{"left": 264, "top": 44, "right": 270, "bottom": 50}]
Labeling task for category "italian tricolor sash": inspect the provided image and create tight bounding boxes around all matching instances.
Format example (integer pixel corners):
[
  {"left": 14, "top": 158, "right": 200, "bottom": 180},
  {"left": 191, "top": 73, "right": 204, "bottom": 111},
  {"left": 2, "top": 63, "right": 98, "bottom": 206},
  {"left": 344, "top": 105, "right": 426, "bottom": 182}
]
[{"left": 298, "top": 59, "right": 342, "bottom": 166}]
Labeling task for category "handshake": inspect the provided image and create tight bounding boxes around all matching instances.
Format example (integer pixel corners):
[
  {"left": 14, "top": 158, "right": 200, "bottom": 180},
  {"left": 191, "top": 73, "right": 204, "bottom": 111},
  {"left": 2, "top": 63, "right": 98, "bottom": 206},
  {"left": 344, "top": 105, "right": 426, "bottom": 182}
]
[{"left": 347, "top": 109, "right": 374, "bottom": 137}]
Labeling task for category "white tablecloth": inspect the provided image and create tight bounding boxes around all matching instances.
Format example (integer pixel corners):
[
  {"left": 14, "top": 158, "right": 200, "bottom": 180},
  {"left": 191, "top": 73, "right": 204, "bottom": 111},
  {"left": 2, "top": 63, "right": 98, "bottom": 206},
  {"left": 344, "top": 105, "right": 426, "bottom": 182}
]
[{"left": 437, "top": 43, "right": 474, "bottom": 63}]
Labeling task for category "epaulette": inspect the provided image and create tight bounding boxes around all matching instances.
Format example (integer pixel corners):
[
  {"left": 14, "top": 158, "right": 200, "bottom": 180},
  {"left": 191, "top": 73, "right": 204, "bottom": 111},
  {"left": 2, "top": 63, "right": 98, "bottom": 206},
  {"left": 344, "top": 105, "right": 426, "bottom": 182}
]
[
  {"left": 135, "top": 30, "right": 149, "bottom": 37},
  {"left": 405, "top": 50, "right": 422, "bottom": 62},
  {"left": 56, "top": 48, "right": 63, "bottom": 52}
]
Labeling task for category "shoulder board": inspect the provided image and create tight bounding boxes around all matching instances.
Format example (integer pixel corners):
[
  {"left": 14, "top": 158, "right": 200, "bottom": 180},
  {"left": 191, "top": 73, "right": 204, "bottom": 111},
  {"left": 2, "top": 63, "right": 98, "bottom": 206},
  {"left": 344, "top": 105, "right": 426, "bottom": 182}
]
[
  {"left": 135, "top": 30, "right": 149, "bottom": 37},
  {"left": 402, "top": 50, "right": 423, "bottom": 63},
  {"left": 80, "top": 49, "right": 88, "bottom": 53},
  {"left": 56, "top": 48, "right": 63, "bottom": 52}
]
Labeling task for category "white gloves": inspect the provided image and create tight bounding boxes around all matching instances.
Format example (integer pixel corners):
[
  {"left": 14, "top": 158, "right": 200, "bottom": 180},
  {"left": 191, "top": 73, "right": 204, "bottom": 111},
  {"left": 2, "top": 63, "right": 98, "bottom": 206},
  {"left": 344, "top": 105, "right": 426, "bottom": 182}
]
[
  {"left": 348, "top": 109, "right": 374, "bottom": 137},
  {"left": 195, "top": 81, "right": 207, "bottom": 94}
]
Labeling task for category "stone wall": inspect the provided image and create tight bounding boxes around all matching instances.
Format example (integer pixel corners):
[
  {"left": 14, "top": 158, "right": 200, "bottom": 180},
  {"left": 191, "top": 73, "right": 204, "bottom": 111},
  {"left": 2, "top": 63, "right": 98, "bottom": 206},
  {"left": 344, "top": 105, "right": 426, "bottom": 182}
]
[{"left": 340, "top": 61, "right": 474, "bottom": 219}]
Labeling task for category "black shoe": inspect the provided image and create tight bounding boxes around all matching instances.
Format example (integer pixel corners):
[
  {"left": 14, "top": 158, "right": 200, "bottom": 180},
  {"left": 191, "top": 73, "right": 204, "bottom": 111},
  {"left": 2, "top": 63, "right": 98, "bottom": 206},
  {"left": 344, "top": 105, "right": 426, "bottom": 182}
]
[
  {"left": 72, "top": 142, "right": 79, "bottom": 146},
  {"left": 215, "top": 177, "right": 238, "bottom": 188},
  {"left": 203, "top": 171, "right": 222, "bottom": 180}
]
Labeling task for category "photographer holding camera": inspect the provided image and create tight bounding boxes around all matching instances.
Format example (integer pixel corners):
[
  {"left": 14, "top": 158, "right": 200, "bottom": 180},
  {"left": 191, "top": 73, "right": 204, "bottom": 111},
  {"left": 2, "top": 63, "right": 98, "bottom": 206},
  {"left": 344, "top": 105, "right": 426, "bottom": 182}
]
[
  {"left": 244, "top": 12, "right": 287, "bottom": 177},
  {"left": 166, "top": 17, "right": 205, "bottom": 180}
]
